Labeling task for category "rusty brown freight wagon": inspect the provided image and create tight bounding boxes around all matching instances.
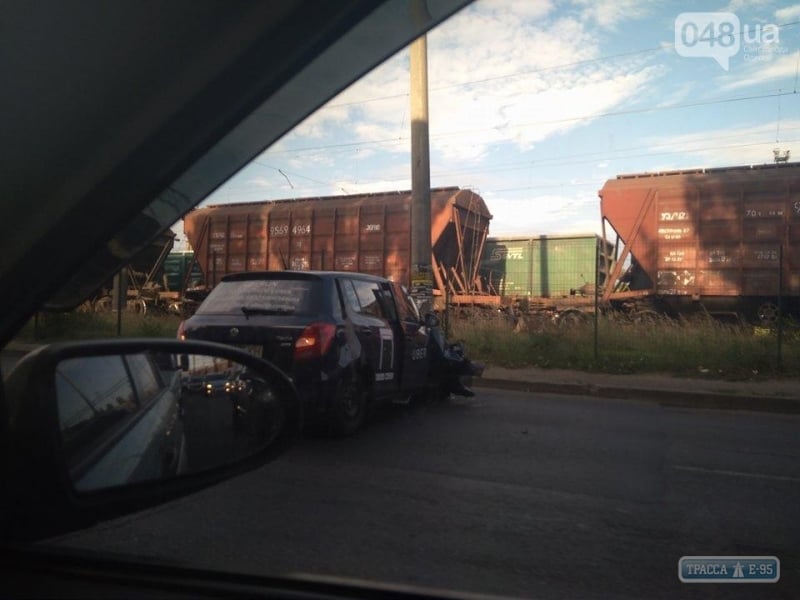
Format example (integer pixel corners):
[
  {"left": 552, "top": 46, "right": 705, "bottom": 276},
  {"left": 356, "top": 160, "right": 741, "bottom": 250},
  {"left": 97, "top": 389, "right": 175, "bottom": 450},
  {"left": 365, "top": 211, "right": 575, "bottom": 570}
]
[
  {"left": 600, "top": 163, "right": 800, "bottom": 323},
  {"left": 182, "top": 187, "right": 494, "bottom": 305}
]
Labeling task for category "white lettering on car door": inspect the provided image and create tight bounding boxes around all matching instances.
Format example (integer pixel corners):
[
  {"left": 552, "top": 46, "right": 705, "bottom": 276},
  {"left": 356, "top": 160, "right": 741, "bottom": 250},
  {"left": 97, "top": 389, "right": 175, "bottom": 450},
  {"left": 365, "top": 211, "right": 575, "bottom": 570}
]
[{"left": 375, "top": 327, "right": 394, "bottom": 380}]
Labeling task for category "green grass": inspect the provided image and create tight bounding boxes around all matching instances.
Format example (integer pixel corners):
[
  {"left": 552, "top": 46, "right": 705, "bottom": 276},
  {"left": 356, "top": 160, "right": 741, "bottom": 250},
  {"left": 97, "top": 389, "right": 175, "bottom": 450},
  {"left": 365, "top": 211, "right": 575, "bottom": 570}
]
[
  {"left": 14, "top": 312, "right": 182, "bottom": 343},
  {"left": 12, "top": 311, "right": 800, "bottom": 379},
  {"left": 449, "top": 314, "right": 800, "bottom": 379}
]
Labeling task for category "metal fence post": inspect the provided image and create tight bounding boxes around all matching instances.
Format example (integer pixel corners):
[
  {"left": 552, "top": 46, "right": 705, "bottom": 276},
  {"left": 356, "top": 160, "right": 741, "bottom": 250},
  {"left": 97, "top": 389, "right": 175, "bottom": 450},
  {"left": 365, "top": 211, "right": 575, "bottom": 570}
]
[
  {"left": 594, "top": 240, "right": 599, "bottom": 361},
  {"left": 778, "top": 244, "right": 784, "bottom": 371},
  {"left": 113, "top": 270, "right": 127, "bottom": 337}
]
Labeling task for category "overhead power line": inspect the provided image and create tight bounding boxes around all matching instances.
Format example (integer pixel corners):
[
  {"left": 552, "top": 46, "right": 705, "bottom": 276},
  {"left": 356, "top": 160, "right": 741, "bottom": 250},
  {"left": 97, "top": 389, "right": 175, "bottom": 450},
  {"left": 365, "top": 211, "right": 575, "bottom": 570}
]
[
  {"left": 267, "top": 89, "right": 799, "bottom": 155},
  {"left": 215, "top": 135, "right": 800, "bottom": 202},
  {"left": 325, "top": 20, "right": 800, "bottom": 108}
]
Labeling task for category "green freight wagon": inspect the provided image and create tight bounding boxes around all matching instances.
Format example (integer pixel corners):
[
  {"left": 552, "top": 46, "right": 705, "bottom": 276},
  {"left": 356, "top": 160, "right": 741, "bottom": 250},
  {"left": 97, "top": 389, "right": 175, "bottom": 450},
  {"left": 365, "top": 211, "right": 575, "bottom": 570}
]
[
  {"left": 161, "top": 251, "right": 204, "bottom": 292},
  {"left": 482, "top": 234, "right": 614, "bottom": 298}
]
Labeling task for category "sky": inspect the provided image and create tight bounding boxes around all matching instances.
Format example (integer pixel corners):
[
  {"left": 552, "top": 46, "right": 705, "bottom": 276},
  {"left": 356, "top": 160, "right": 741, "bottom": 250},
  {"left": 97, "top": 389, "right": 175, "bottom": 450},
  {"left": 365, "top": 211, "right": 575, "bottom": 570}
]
[{"left": 185, "top": 0, "right": 800, "bottom": 246}]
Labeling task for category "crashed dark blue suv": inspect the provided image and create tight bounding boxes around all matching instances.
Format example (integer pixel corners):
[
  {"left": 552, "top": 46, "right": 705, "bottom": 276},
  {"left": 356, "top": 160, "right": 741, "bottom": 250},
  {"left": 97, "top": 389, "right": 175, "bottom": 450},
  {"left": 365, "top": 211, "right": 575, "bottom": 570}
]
[{"left": 179, "top": 271, "right": 480, "bottom": 435}]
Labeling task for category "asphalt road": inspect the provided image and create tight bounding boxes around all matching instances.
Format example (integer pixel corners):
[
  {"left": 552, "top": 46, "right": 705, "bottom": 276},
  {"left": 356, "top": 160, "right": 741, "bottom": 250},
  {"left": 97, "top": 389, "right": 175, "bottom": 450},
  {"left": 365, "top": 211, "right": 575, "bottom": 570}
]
[{"left": 46, "top": 389, "right": 799, "bottom": 599}]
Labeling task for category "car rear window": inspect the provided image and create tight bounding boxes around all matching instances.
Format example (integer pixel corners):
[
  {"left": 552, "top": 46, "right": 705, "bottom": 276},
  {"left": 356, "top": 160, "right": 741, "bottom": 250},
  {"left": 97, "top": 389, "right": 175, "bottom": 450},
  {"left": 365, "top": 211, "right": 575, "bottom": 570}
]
[{"left": 196, "top": 279, "right": 318, "bottom": 316}]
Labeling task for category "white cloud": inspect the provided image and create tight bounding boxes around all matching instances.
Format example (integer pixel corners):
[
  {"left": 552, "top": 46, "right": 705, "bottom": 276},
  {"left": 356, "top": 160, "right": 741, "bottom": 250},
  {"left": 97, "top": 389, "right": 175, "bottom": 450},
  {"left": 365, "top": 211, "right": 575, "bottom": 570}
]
[
  {"left": 724, "top": 0, "right": 774, "bottom": 13},
  {"left": 477, "top": 0, "right": 553, "bottom": 21},
  {"left": 643, "top": 120, "right": 800, "bottom": 168},
  {"left": 419, "top": 4, "right": 659, "bottom": 161},
  {"left": 775, "top": 5, "right": 800, "bottom": 21},
  {"left": 425, "top": 65, "right": 658, "bottom": 162},
  {"left": 653, "top": 80, "right": 696, "bottom": 108},
  {"left": 246, "top": 176, "right": 271, "bottom": 188},
  {"left": 483, "top": 191, "right": 604, "bottom": 236},
  {"left": 571, "top": 0, "right": 651, "bottom": 29},
  {"left": 717, "top": 51, "right": 800, "bottom": 91},
  {"left": 266, "top": 1, "right": 659, "bottom": 169},
  {"left": 288, "top": 103, "right": 352, "bottom": 139}
]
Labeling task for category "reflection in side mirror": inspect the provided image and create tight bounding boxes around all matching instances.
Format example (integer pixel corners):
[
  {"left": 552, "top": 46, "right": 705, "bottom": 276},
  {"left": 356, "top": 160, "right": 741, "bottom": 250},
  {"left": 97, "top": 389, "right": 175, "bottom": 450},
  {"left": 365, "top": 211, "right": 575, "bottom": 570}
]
[
  {"left": 55, "top": 351, "right": 286, "bottom": 492},
  {"left": 2, "top": 339, "right": 298, "bottom": 541}
]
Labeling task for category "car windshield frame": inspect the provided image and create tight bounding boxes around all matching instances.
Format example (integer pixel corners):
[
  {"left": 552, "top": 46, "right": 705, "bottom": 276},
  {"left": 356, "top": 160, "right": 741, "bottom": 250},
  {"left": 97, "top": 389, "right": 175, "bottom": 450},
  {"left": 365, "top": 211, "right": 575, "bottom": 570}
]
[{"left": 0, "top": 0, "right": 472, "bottom": 345}]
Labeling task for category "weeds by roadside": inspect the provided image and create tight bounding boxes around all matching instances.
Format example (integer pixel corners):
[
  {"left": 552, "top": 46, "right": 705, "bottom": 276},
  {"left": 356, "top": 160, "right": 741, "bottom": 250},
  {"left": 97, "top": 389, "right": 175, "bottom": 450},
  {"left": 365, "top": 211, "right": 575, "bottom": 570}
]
[
  {"left": 450, "top": 314, "right": 800, "bottom": 379},
  {"left": 11, "top": 311, "right": 800, "bottom": 379},
  {"left": 14, "top": 311, "right": 182, "bottom": 343}
]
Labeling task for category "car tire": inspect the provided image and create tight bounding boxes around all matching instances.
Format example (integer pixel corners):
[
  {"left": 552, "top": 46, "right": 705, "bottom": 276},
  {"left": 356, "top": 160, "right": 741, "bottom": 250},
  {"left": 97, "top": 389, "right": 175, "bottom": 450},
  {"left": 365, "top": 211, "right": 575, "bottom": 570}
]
[{"left": 328, "top": 372, "right": 368, "bottom": 436}]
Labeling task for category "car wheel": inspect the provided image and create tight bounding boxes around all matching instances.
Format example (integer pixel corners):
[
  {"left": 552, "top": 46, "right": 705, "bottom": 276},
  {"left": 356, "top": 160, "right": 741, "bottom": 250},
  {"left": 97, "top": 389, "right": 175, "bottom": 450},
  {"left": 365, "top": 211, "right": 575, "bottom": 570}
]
[{"left": 329, "top": 373, "right": 368, "bottom": 436}]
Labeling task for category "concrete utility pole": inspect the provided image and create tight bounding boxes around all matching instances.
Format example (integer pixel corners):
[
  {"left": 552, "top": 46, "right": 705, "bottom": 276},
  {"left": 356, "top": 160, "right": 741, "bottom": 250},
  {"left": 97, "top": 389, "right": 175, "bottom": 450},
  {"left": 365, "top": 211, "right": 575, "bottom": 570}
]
[{"left": 409, "top": 32, "right": 433, "bottom": 313}]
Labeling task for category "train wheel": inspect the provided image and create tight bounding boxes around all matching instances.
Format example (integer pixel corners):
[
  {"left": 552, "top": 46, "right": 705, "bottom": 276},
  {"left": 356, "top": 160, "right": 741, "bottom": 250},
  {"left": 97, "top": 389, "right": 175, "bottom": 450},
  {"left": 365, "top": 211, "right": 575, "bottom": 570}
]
[
  {"left": 93, "top": 296, "right": 112, "bottom": 312},
  {"left": 757, "top": 302, "right": 779, "bottom": 326},
  {"left": 127, "top": 298, "right": 148, "bottom": 315},
  {"left": 75, "top": 300, "right": 94, "bottom": 313},
  {"left": 557, "top": 310, "right": 588, "bottom": 328}
]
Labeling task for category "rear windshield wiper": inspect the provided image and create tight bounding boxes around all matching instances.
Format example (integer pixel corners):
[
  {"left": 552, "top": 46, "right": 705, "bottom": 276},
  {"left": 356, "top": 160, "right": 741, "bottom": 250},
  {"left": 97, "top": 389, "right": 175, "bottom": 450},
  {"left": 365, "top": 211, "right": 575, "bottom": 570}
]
[{"left": 240, "top": 306, "right": 295, "bottom": 318}]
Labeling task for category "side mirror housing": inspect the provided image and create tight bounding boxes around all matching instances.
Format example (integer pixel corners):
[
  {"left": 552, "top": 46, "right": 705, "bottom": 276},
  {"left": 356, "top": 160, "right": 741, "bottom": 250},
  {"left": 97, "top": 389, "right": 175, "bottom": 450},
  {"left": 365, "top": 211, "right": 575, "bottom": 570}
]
[{"left": 1, "top": 339, "right": 300, "bottom": 541}]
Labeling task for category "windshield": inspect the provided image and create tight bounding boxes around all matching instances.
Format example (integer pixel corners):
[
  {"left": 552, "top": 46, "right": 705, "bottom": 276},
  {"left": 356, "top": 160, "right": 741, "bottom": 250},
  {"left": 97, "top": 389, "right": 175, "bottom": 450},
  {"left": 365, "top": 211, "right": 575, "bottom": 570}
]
[
  {"left": 196, "top": 279, "right": 319, "bottom": 316},
  {"left": 6, "top": 1, "right": 800, "bottom": 599}
]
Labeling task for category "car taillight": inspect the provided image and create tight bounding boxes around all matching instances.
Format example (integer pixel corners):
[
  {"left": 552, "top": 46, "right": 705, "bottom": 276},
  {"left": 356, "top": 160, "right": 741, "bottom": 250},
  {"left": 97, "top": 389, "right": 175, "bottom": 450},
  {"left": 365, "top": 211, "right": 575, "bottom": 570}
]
[
  {"left": 177, "top": 320, "right": 186, "bottom": 340},
  {"left": 293, "top": 323, "right": 337, "bottom": 361}
]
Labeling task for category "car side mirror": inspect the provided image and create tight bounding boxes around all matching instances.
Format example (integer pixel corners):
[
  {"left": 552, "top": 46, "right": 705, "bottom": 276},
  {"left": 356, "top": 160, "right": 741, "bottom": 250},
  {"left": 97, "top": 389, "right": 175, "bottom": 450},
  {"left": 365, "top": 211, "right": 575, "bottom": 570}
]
[
  {"left": 1, "top": 339, "right": 300, "bottom": 541},
  {"left": 424, "top": 312, "right": 440, "bottom": 328}
]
